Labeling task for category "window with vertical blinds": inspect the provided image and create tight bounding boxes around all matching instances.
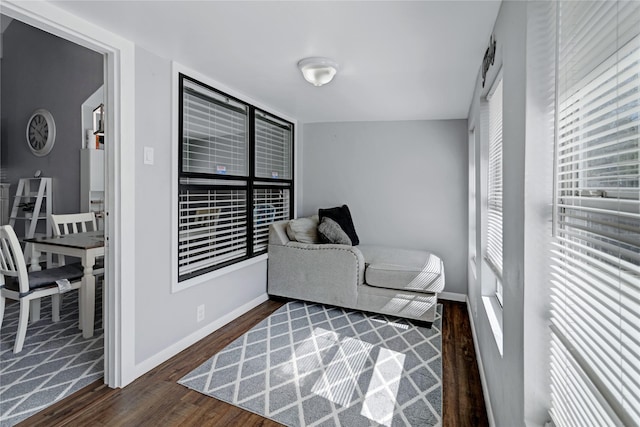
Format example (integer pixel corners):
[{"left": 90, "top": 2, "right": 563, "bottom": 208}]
[
  {"left": 550, "top": 1, "right": 640, "bottom": 426},
  {"left": 486, "top": 77, "right": 504, "bottom": 277},
  {"left": 178, "top": 74, "right": 294, "bottom": 282}
]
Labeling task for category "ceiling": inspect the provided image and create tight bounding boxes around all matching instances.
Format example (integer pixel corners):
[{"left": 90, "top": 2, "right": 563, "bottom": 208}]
[{"left": 51, "top": 1, "right": 501, "bottom": 123}]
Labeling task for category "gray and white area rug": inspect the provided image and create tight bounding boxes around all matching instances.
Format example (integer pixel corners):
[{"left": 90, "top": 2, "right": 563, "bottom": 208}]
[
  {"left": 179, "top": 301, "right": 443, "bottom": 427},
  {"left": 0, "top": 287, "right": 104, "bottom": 426}
]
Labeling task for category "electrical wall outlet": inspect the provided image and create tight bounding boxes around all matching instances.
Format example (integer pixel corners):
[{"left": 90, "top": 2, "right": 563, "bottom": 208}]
[{"left": 197, "top": 304, "right": 205, "bottom": 322}]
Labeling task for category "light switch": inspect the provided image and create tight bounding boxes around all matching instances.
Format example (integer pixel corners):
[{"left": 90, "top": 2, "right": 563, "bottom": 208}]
[{"left": 144, "top": 146, "right": 154, "bottom": 165}]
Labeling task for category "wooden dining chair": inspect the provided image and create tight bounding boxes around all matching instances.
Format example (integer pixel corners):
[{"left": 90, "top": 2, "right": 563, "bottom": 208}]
[
  {"left": 50, "top": 212, "right": 98, "bottom": 237},
  {"left": 0, "top": 225, "right": 83, "bottom": 353},
  {"left": 50, "top": 212, "right": 103, "bottom": 271}
]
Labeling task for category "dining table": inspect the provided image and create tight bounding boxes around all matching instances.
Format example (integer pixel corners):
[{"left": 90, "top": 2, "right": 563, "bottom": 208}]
[{"left": 24, "top": 230, "right": 105, "bottom": 338}]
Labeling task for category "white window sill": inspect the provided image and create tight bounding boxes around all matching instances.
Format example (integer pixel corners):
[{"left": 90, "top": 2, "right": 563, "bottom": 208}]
[
  {"left": 482, "top": 295, "right": 503, "bottom": 356},
  {"left": 172, "top": 253, "right": 268, "bottom": 293}
]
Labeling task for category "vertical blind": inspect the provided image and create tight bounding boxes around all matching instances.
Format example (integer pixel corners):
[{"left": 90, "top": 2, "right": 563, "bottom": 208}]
[
  {"left": 550, "top": 1, "right": 640, "bottom": 426},
  {"left": 487, "top": 78, "right": 504, "bottom": 276}
]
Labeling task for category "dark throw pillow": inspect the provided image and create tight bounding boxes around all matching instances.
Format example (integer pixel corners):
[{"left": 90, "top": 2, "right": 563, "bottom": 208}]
[
  {"left": 318, "top": 204, "right": 360, "bottom": 246},
  {"left": 317, "top": 217, "right": 352, "bottom": 245}
]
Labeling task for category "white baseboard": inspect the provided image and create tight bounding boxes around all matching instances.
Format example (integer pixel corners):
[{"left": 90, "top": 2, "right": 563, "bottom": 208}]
[
  {"left": 466, "top": 296, "right": 496, "bottom": 427},
  {"left": 438, "top": 291, "right": 467, "bottom": 302},
  {"left": 131, "top": 293, "right": 269, "bottom": 381}
]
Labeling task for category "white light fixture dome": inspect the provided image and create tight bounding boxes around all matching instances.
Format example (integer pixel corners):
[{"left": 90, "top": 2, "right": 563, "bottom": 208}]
[{"left": 297, "top": 57, "right": 339, "bottom": 87}]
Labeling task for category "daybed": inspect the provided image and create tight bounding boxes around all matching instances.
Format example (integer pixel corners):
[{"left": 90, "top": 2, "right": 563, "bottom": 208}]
[{"left": 267, "top": 214, "right": 445, "bottom": 324}]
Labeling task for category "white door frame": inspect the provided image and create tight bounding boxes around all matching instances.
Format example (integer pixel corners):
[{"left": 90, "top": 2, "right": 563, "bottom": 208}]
[{"left": 1, "top": 1, "right": 137, "bottom": 387}]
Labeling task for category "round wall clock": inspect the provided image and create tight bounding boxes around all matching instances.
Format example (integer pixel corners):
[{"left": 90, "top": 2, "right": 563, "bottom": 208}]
[{"left": 26, "top": 109, "right": 56, "bottom": 157}]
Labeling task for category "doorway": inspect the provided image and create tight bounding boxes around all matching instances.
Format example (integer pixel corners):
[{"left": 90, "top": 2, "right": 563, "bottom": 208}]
[
  {"left": 2, "top": 0, "right": 137, "bottom": 396},
  {"left": 0, "top": 14, "right": 107, "bottom": 425}
]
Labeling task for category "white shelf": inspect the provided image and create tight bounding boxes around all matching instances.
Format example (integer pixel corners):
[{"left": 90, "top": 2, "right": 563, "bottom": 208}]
[
  {"left": 9, "top": 178, "right": 52, "bottom": 238},
  {"left": 9, "top": 178, "right": 52, "bottom": 262}
]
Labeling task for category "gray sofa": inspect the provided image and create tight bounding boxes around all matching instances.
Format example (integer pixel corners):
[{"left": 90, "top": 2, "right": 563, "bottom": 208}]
[{"left": 267, "top": 217, "right": 445, "bottom": 324}]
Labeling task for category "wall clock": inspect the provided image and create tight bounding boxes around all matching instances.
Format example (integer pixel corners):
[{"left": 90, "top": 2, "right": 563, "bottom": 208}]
[{"left": 26, "top": 109, "right": 56, "bottom": 157}]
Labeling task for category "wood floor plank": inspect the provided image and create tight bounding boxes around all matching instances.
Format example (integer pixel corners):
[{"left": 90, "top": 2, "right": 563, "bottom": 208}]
[
  {"left": 19, "top": 299, "right": 487, "bottom": 426},
  {"left": 442, "top": 301, "right": 489, "bottom": 427}
]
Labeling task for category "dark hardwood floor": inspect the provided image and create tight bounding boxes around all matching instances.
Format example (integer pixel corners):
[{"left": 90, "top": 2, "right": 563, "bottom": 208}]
[{"left": 20, "top": 300, "right": 488, "bottom": 427}]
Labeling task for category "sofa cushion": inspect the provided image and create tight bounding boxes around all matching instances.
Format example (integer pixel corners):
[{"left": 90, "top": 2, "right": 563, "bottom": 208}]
[
  {"left": 318, "top": 217, "right": 352, "bottom": 245},
  {"left": 318, "top": 205, "right": 359, "bottom": 246},
  {"left": 358, "top": 245, "right": 445, "bottom": 294},
  {"left": 286, "top": 215, "right": 320, "bottom": 243}
]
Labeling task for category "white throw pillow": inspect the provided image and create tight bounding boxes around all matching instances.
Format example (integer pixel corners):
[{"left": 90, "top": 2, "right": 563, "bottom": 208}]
[{"left": 286, "top": 215, "right": 320, "bottom": 243}]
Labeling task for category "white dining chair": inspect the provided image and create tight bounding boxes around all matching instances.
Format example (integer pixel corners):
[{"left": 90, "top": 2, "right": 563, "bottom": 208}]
[
  {"left": 0, "top": 225, "right": 83, "bottom": 353},
  {"left": 51, "top": 212, "right": 104, "bottom": 329},
  {"left": 50, "top": 212, "right": 103, "bottom": 272},
  {"left": 50, "top": 212, "right": 98, "bottom": 236}
]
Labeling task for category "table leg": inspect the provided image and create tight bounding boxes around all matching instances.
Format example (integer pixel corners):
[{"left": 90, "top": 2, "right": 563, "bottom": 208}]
[
  {"left": 29, "top": 245, "right": 42, "bottom": 272},
  {"left": 29, "top": 246, "right": 42, "bottom": 323},
  {"left": 81, "top": 254, "right": 96, "bottom": 338}
]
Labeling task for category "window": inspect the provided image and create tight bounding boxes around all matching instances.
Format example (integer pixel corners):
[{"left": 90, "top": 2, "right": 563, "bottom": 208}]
[
  {"left": 486, "top": 76, "right": 504, "bottom": 303},
  {"left": 550, "top": 1, "right": 639, "bottom": 426},
  {"left": 469, "top": 128, "right": 477, "bottom": 271},
  {"left": 178, "top": 74, "right": 293, "bottom": 282}
]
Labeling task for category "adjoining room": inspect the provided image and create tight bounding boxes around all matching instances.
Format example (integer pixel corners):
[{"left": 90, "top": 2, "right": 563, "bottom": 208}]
[{"left": 0, "top": 15, "right": 106, "bottom": 425}]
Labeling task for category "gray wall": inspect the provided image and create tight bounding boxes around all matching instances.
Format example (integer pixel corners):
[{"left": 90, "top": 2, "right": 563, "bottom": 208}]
[
  {"left": 0, "top": 19, "right": 103, "bottom": 226},
  {"left": 301, "top": 120, "right": 468, "bottom": 295},
  {"left": 467, "top": 2, "right": 554, "bottom": 425},
  {"left": 134, "top": 47, "right": 269, "bottom": 363}
]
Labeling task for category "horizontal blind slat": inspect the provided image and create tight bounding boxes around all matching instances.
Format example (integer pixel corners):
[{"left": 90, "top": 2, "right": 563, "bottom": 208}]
[
  {"left": 254, "top": 115, "right": 292, "bottom": 180},
  {"left": 183, "top": 82, "right": 249, "bottom": 177},
  {"left": 252, "top": 188, "right": 290, "bottom": 252},
  {"left": 552, "top": 3, "right": 640, "bottom": 424},
  {"left": 486, "top": 78, "right": 504, "bottom": 275}
]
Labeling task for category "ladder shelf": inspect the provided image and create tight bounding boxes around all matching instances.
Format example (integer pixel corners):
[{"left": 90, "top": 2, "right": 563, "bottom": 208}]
[{"left": 9, "top": 178, "right": 53, "bottom": 261}]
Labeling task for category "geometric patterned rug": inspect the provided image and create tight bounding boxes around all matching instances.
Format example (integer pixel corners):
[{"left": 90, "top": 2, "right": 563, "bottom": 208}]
[
  {"left": 0, "top": 287, "right": 104, "bottom": 427},
  {"left": 179, "top": 301, "right": 442, "bottom": 427}
]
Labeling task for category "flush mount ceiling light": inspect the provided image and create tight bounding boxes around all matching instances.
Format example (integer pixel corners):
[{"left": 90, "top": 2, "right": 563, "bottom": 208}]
[{"left": 297, "top": 57, "right": 339, "bottom": 87}]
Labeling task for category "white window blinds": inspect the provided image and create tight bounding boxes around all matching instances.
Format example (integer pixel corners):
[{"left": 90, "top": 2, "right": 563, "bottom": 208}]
[
  {"left": 182, "top": 79, "right": 248, "bottom": 177},
  {"left": 255, "top": 112, "right": 292, "bottom": 180},
  {"left": 178, "top": 188, "right": 248, "bottom": 277},
  {"left": 178, "top": 74, "right": 294, "bottom": 281},
  {"left": 550, "top": 1, "right": 640, "bottom": 426},
  {"left": 253, "top": 188, "right": 290, "bottom": 253},
  {"left": 487, "top": 78, "right": 504, "bottom": 275}
]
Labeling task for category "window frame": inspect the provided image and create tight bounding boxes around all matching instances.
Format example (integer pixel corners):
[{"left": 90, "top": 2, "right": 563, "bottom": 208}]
[
  {"left": 177, "top": 72, "right": 294, "bottom": 283},
  {"left": 484, "top": 72, "right": 504, "bottom": 304}
]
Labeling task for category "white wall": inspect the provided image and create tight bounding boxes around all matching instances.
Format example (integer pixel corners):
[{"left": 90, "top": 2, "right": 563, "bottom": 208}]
[
  {"left": 301, "top": 120, "right": 468, "bottom": 295},
  {"left": 467, "top": 2, "right": 555, "bottom": 426},
  {"left": 133, "top": 46, "right": 270, "bottom": 364},
  {"left": 467, "top": 4, "right": 526, "bottom": 424},
  {"left": 522, "top": 2, "right": 555, "bottom": 423}
]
